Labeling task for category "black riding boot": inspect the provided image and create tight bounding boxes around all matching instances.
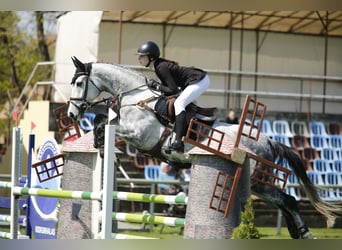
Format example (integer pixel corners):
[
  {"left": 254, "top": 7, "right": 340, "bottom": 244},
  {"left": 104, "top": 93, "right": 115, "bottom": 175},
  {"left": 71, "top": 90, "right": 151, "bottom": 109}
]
[{"left": 169, "top": 111, "right": 186, "bottom": 153}]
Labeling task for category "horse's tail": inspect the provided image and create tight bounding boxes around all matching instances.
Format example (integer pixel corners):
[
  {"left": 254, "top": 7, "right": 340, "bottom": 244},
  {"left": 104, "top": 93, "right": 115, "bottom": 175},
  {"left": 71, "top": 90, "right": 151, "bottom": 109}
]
[{"left": 269, "top": 139, "right": 342, "bottom": 227}]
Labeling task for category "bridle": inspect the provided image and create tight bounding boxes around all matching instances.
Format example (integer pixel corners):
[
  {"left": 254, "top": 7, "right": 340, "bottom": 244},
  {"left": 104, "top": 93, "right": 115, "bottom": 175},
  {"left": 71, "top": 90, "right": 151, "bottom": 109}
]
[{"left": 69, "top": 72, "right": 110, "bottom": 115}]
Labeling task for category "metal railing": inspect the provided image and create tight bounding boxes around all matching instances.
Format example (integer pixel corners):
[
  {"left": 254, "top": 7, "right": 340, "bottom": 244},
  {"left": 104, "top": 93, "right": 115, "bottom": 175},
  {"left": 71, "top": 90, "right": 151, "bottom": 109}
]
[{"left": 13, "top": 61, "right": 342, "bottom": 119}]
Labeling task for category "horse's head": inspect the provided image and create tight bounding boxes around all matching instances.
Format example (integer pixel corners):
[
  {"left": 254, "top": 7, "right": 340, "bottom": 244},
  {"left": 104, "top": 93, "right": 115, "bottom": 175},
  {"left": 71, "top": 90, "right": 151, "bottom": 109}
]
[{"left": 68, "top": 56, "right": 102, "bottom": 120}]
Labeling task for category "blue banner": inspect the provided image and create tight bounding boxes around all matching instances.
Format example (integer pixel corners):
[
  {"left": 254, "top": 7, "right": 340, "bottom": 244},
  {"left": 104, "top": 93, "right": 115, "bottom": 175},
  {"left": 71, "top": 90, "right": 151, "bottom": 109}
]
[{"left": 29, "top": 137, "right": 61, "bottom": 239}]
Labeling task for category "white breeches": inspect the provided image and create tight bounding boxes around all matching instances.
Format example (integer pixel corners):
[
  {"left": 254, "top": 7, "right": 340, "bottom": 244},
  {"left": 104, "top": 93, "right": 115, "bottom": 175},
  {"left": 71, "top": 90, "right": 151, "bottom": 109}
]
[{"left": 174, "top": 74, "right": 210, "bottom": 115}]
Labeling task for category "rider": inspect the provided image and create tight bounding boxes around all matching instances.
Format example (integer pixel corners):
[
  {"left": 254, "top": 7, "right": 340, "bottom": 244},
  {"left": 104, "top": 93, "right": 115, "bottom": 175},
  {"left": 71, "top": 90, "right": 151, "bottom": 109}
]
[{"left": 136, "top": 41, "right": 210, "bottom": 153}]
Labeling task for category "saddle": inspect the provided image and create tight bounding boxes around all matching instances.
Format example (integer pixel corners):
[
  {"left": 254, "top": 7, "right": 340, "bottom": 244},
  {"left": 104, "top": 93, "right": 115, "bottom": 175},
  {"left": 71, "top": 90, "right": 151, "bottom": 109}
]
[{"left": 154, "top": 96, "right": 217, "bottom": 127}]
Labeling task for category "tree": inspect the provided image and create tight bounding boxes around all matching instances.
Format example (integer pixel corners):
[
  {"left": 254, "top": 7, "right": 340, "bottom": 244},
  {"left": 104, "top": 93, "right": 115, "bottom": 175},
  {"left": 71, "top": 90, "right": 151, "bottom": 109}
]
[
  {"left": 0, "top": 11, "right": 56, "bottom": 143},
  {"left": 231, "top": 198, "right": 261, "bottom": 239}
]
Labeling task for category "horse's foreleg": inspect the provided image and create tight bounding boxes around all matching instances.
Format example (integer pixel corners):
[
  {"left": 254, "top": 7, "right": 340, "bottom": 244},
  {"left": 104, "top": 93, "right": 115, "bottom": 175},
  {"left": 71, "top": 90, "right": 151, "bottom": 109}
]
[{"left": 251, "top": 182, "right": 313, "bottom": 239}]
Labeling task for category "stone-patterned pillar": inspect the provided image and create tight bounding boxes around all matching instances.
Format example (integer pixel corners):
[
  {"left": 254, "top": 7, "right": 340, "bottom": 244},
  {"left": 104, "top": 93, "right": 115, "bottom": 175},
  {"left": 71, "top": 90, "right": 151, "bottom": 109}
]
[
  {"left": 183, "top": 155, "right": 250, "bottom": 239},
  {"left": 57, "top": 133, "right": 99, "bottom": 239}
]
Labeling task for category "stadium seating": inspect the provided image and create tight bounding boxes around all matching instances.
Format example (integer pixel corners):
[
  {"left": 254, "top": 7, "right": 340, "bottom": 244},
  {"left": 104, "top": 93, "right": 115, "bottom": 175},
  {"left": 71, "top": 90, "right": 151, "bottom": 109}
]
[
  {"left": 328, "top": 135, "right": 342, "bottom": 148},
  {"left": 327, "top": 122, "right": 342, "bottom": 135},
  {"left": 326, "top": 172, "right": 342, "bottom": 201},
  {"left": 273, "top": 134, "right": 292, "bottom": 147},
  {"left": 255, "top": 119, "right": 275, "bottom": 138},
  {"left": 144, "top": 165, "right": 161, "bottom": 180},
  {"left": 291, "top": 135, "right": 310, "bottom": 151},
  {"left": 267, "top": 119, "right": 342, "bottom": 202},
  {"left": 312, "top": 159, "right": 332, "bottom": 172},
  {"left": 335, "top": 148, "right": 342, "bottom": 160},
  {"left": 291, "top": 121, "right": 310, "bottom": 138},
  {"left": 273, "top": 120, "right": 294, "bottom": 137},
  {"left": 333, "top": 160, "right": 342, "bottom": 172},
  {"left": 285, "top": 173, "right": 301, "bottom": 201},
  {"left": 307, "top": 171, "right": 329, "bottom": 200},
  {"left": 321, "top": 147, "right": 338, "bottom": 161},
  {"left": 310, "top": 135, "right": 329, "bottom": 151},
  {"left": 310, "top": 121, "right": 329, "bottom": 136}
]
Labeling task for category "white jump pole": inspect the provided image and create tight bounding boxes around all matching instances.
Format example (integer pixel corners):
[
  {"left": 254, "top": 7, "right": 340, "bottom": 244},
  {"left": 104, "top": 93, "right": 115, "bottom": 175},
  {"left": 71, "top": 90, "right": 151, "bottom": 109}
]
[
  {"left": 10, "top": 126, "right": 22, "bottom": 239},
  {"left": 99, "top": 124, "right": 115, "bottom": 239}
]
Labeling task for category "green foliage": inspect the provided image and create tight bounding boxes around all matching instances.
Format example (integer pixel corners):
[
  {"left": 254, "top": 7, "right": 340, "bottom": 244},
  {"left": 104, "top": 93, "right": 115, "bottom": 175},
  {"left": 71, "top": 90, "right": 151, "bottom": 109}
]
[
  {"left": 231, "top": 198, "right": 261, "bottom": 239},
  {"left": 0, "top": 11, "right": 54, "bottom": 140}
]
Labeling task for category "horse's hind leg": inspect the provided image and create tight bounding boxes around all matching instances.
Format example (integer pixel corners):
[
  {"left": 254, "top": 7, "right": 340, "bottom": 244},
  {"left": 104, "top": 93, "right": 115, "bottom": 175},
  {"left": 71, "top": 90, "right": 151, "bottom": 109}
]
[{"left": 251, "top": 183, "right": 313, "bottom": 239}]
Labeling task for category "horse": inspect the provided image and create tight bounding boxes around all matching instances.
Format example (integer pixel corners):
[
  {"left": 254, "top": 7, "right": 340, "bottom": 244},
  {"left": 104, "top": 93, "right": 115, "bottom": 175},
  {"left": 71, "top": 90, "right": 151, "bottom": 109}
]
[{"left": 67, "top": 57, "right": 342, "bottom": 239}]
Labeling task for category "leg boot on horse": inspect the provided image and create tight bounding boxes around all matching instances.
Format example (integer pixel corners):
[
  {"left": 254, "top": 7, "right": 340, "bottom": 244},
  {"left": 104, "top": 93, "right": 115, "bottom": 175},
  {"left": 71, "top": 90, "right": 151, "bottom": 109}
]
[{"left": 93, "top": 113, "right": 108, "bottom": 158}]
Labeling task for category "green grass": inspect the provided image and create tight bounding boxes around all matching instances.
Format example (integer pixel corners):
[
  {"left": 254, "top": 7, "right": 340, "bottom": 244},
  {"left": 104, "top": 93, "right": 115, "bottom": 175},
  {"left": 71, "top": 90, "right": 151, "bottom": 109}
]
[
  {"left": 258, "top": 227, "right": 342, "bottom": 239},
  {"left": 119, "top": 225, "right": 342, "bottom": 239},
  {"left": 2, "top": 224, "right": 342, "bottom": 239}
]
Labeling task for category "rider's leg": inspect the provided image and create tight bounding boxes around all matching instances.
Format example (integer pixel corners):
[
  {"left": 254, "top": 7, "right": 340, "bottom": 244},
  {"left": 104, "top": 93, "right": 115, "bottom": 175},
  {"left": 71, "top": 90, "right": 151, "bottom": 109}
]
[{"left": 168, "top": 75, "right": 210, "bottom": 153}]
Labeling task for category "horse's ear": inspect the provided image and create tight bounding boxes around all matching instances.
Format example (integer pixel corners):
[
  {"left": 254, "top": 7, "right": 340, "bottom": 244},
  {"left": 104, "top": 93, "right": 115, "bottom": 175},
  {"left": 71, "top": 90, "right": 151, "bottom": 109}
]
[{"left": 71, "top": 56, "right": 85, "bottom": 71}]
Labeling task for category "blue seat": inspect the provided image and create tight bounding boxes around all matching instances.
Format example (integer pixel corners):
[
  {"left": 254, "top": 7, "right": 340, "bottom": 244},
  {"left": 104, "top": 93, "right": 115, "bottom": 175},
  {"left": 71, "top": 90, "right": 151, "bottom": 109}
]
[
  {"left": 336, "top": 148, "right": 342, "bottom": 160},
  {"left": 310, "top": 135, "right": 329, "bottom": 151},
  {"left": 273, "top": 120, "right": 293, "bottom": 137},
  {"left": 144, "top": 165, "right": 161, "bottom": 180},
  {"left": 285, "top": 173, "right": 301, "bottom": 201},
  {"left": 78, "top": 112, "right": 96, "bottom": 132},
  {"left": 307, "top": 171, "right": 325, "bottom": 186},
  {"left": 326, "top": 172, "right": 342, "bottom": 201},
  {"left": 307, "top": 171, "right": 329, "bottom": 200},
  {"left": 310, "top": 121, "right": 328, "bottom": 136},
  {"left": 274, "top": 157, "right": 291, "bottom": 169},
  {"left": 328, "top": 135, "right": 342, "bottom": 148},
  {"left": 321, "top": 147, "right": 338, "bottom": 161},
  {"left": 255, "top": 119, "right": 275, "bottom": 138},
  {"left": 312, "top": 159, "right": 332, "bottom": 172},
  {"left": 273, "top": 135, "right": 291, "bottom": 147},
  {"left": 333, "top": 160, "right": 342, "bottom": 172}
]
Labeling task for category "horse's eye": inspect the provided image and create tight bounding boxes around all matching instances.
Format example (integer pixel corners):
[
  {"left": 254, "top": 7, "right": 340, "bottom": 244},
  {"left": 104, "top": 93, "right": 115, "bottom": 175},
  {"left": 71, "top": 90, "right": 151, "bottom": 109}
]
[{"left": 76, "top": 81, "right": 83, "bottom": 87}]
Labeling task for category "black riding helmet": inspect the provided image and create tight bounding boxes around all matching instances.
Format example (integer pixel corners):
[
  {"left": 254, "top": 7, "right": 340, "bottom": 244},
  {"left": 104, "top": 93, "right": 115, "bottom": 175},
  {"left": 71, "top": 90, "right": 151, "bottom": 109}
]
[{"left": 136, "top": 41, "right": 160, "bottom": 61}]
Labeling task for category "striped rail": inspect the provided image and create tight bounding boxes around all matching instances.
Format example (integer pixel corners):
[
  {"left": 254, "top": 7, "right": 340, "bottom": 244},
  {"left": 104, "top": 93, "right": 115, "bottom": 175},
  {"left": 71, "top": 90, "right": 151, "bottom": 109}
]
[
  {"left": 113, "top": 191, "right": 188, "bottom": 204},
  {"left": 0, "top": 181, "right": 12, "bottom": 189},
  {"left": 0, "top": 231, "right": 11, "bottom": 239},
  {"left": 111, "top": 233, "right": 158, "bottom": 239},
  {"left": 112, "top": 212, "right": 185, "bottom": 227},
  {"left": 0, "top": 214, "right": 26, "bottom": 224},
  {"left": 12, "top": 187, "right": 102, "bottom": 201},
  {"left": 9, "top": 187, "right": 188, "bottom": 204}
]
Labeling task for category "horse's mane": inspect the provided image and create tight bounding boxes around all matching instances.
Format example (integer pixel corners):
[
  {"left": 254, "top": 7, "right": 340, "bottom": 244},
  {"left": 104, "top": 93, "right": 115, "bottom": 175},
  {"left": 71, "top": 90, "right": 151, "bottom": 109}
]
[{"left": 94, "top": 61, "right": 148, "bottom": 81}]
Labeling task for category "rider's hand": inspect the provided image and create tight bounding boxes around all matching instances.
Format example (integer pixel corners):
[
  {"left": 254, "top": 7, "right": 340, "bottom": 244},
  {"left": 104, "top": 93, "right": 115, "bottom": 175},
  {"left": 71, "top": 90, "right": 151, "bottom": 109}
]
[{"left": 147, "top": 79, "right": 160, "bottom": 91}]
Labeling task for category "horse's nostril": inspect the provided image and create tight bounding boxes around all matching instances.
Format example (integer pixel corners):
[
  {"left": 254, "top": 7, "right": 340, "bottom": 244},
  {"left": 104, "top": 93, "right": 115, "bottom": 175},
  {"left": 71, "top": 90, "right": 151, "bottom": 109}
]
[{"left": 69, "top": 112, "right": 75, "bottom": 120}]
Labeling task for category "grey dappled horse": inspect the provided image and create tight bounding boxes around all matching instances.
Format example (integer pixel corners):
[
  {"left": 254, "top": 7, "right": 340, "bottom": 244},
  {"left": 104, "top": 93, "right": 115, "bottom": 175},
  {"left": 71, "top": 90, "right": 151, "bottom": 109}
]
[{"left": 67, "top": 57, "right": 341, "bottom": 239}]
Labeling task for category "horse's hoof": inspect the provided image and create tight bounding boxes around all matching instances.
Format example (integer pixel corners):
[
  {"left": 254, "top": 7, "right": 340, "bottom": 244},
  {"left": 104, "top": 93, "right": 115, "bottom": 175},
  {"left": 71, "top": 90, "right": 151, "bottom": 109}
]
[{"left": 299, "top": 227, "right": 314, "bottom": 239}]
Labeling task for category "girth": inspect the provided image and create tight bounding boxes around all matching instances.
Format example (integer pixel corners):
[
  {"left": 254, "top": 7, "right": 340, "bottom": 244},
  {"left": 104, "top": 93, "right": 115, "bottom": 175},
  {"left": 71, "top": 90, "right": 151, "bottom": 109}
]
[{"left": 138, "top": 127, "right": 172, "bottom": 160}]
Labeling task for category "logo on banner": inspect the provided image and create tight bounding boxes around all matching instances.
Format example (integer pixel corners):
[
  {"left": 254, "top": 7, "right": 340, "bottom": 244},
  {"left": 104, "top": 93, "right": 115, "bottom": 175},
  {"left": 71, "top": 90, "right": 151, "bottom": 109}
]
[{"left": 30, "top": 137, "right": 61, "bottom": 239}]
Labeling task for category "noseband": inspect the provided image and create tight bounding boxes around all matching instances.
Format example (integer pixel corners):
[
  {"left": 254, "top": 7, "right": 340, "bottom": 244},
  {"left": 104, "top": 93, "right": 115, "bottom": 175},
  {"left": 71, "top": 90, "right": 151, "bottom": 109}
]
[{"left": 69, "top": 72, "right": 107, "bottom": 114}]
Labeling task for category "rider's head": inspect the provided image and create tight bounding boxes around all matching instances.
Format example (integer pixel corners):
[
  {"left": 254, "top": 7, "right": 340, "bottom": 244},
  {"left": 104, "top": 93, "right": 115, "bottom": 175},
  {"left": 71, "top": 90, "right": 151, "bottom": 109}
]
[{"left": 137, "top": 41, "right": 160, "bottom": 67}]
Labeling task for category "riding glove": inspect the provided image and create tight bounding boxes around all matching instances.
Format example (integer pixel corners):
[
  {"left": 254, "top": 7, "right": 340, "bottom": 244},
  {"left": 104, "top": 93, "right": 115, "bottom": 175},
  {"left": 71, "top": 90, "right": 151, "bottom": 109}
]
[{"left": 147, "top": 79, "right": 160, "bottom": 91}]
